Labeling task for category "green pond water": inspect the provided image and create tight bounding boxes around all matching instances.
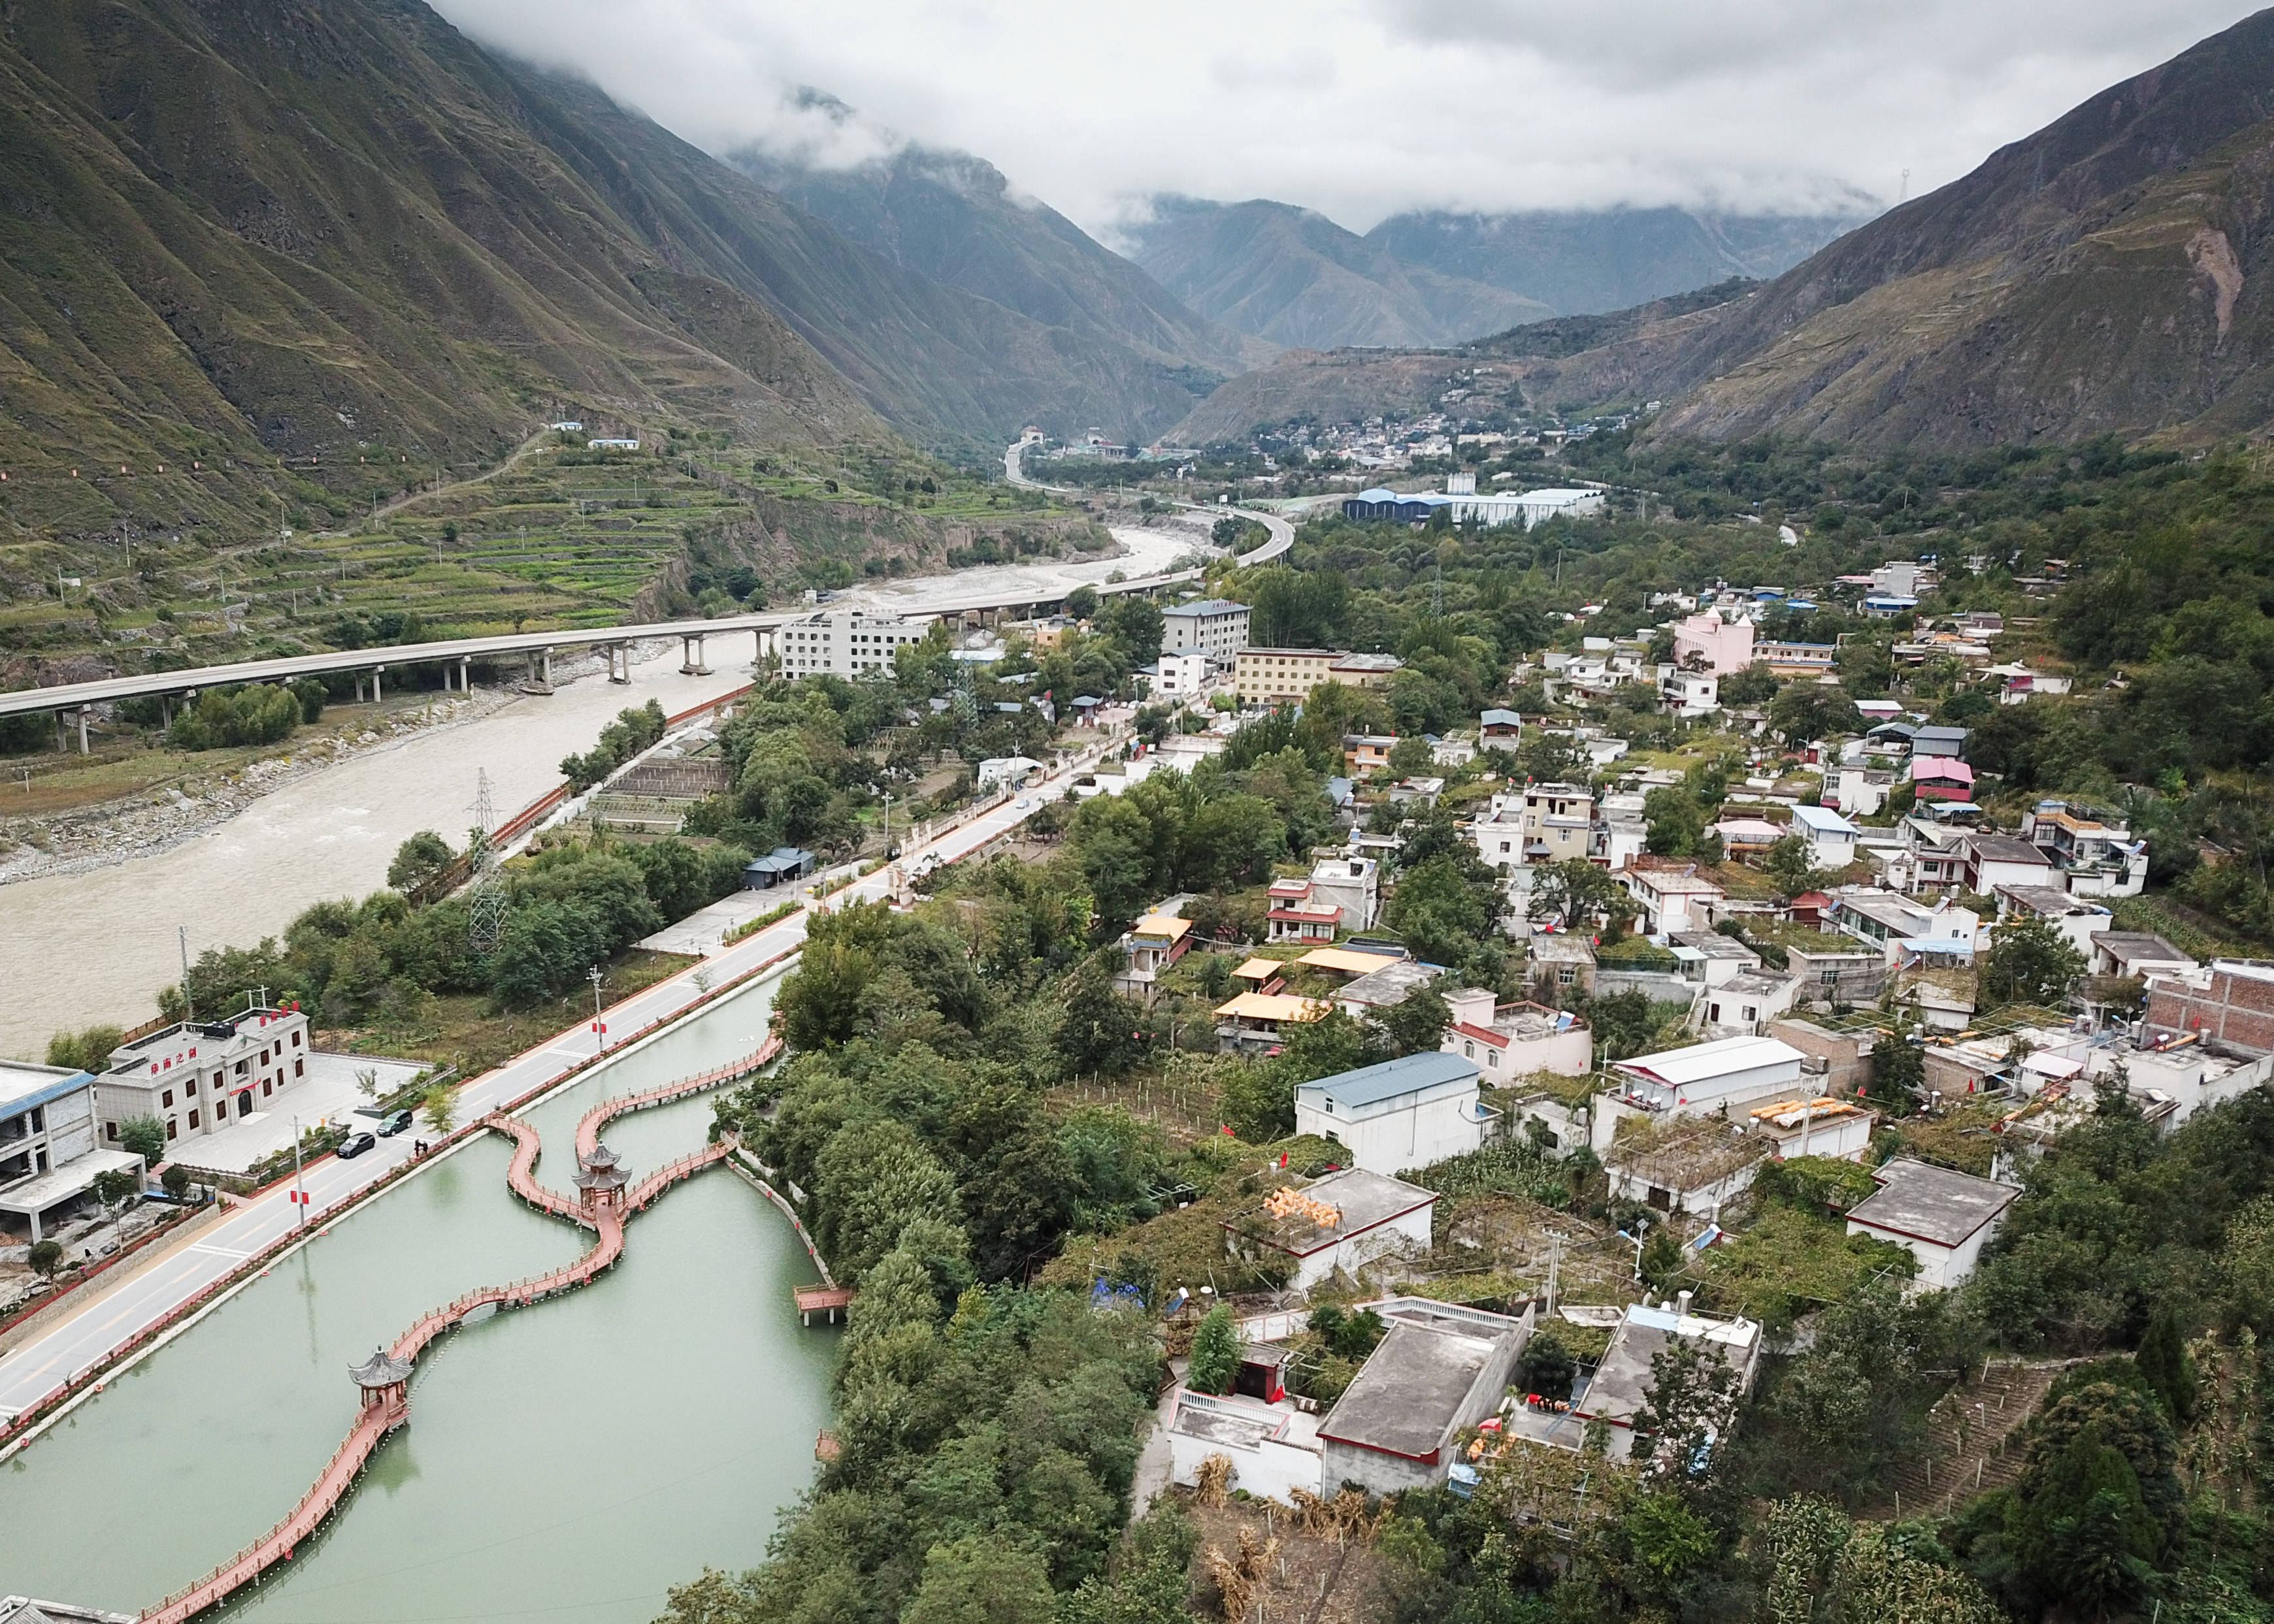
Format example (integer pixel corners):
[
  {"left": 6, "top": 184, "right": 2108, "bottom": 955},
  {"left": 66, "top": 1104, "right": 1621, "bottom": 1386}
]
[{"left": 1, "top": 977, "right": 834, "bottom": 1622}]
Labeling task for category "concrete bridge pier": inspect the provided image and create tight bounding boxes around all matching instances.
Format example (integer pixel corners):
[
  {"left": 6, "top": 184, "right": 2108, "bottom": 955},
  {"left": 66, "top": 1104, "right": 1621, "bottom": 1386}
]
[
  {"left": 605, "top": 643, "right": 630, "bottom": 684},
  {"left": 459, "top": 655, "right": 472, "bottom": 692},
  {"left": 372, "top": 665, "right": 385, "bottom": 703},
  {"left": 680, "top": 633, "right": 710, "bottom": 675},
  {"left": 58, "top": 707, "right": 89, "bottom": 754}
]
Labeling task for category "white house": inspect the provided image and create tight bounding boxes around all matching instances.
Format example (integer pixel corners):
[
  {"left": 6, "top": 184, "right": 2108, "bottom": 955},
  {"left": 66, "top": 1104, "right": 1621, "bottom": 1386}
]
[
  {"left": 1309, "top": 855, "right": 1381, "bottom": 931},
  {"left": 1443, "top": 993, "right": 1594, "bottom": 1079},
  {"left": 1844, "top": 1158, "right": 2022, "bottom": 1290},
  {"left": 1138, "top": 652, "right": 1213, "bottom": 700},
  {"left": 1293, "top": 1053, "right": 1496, "bottom": 1175},
  {"left": 1605, "top": 1034, "right": 1807, "bottom": 1126},
  {"left": 1660, "top": 669, "right": 1720, "bottom": 717},
  {"left": 1225, "top": 1167, "right": 1439, "bottom": 1291},
  {"left": 1623, "top": 864, "right": 1727, "bottom": 937},
  {"left": 1790, "top": 805, "right": 1860, "bottom": 871},
  {"left": 1317, "top": 1299, "right": 1532, "bottom": 1495}
]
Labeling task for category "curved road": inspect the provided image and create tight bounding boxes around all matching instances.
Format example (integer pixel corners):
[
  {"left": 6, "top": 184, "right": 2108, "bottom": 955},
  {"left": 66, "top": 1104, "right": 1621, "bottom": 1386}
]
[
  {"left": 0, "top": 736, "right": 1113, "bottom": 1437},
  {"left": 1003, "top": 438, "right": 1293, "bottom": 569}
]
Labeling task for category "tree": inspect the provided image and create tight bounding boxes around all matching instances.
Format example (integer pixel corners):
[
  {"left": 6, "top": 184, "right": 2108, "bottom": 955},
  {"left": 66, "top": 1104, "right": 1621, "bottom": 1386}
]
[
  {"left": 1058, "top": 971, "right": 1154, "bottom": 1080},
  {"left": 1369, "top": 981, "right": 1451, "bottom": 1057},
  {"left": 1762, "top": 834, "right": 1819, "bottom": 898},
  {"left": 1064, "top": 585, "right": 1100, "bottom": 621},
  {"left": 1768, "top": 683, "right": 1861, "bottom": 748},
  {"left": 93, "top": 1166, "right": 142, "bottom": 1249},
  {"left": 46, "top": 1023, "right": 124, "bottom": 1074},
  {"left": 1385, "top": 856, "right": 1493, "bottom": 968},
  {"left": 27, "top": 1239, "right": 63, "bottom": 1278},
  {"left": 1528, "top": 858, "right": 1631, "bottom": 930},
  {"left": 902, "top": 1536, "right": 1057, "bottom": 1624},
  {"left": 1096, "top": 595, "right": 1164, "bottom": 665},
  {"left": 118, "top": 1115, "right": 167, "bottom": 1163},
  {"left": 161, "top": 1163, "right": 193, "bottom": 1200},
  {"left": 1187, "top": 1301, "right": 1240, "bottom": 1394},
  {"left": 1867, "top": 1035, "right": 1922, "bottom": 1111},
  {"left": 421, "top": 1080, "right": 460, "bottom": 1137},
  {"left": 1386, "top": 734, "right": 1434, "bottom": 778},
  {"left": 1981, "top": 913, "right": 2086, "bottom": 1009},
  {"left": 1520, "top": 1324, "right": 1577, "bottom": 1401},
  {"left": 2135, "top": 1309, "right": 2196, "bottom": 1423}
]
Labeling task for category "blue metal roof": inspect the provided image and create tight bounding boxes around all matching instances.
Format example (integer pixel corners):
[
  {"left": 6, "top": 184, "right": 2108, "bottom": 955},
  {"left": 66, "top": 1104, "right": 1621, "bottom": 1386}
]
[{"left": 1298, "top": 1052, "right": 1478, "bottom": 1110}]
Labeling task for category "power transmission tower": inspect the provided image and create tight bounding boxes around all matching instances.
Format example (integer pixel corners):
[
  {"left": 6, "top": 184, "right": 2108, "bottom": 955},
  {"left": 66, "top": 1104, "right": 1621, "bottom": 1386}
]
[{"left": 467, "top": 767, "right": 506, "bottom": 956}]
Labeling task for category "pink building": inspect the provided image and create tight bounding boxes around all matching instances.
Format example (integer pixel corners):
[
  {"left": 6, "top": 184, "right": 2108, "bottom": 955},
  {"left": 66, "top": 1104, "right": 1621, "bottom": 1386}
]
[{"left": 1671, "top": 613, "right": 1757, "bottom": 677}]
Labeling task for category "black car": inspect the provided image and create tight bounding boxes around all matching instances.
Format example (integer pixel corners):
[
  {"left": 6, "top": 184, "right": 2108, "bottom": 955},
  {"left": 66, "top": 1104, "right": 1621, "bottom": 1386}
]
[
  {"left": 376, "top": 1109, "right": 414, "bottom": 1138},
  {"left": 337, "top": 1131, "right": 378, "bottom": 1160}
]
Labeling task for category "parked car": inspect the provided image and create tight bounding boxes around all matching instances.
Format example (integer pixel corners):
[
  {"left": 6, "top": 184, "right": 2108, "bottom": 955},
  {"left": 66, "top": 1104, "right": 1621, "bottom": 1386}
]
[
  {"left": 376, "top": 1109, "right": 414, "bottom": 1137},
  {"left": 337, "top": 1131, "right": 377, "bottom": 1160}
]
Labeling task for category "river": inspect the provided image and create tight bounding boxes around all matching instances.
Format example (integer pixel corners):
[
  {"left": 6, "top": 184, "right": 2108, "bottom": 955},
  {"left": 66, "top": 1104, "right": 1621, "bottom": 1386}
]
[
  {"left": 0, "top": 974, "right": 831, "bottom": 1622},
  {"left": 0, "top": 522, "right": 1203, "bottom": 1058}
]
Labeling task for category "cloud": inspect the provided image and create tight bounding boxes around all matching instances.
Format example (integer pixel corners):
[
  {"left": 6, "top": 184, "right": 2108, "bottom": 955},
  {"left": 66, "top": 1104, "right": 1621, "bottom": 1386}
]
[{"left": 434, "top": 0, "right": 2258, "bottom": 234}]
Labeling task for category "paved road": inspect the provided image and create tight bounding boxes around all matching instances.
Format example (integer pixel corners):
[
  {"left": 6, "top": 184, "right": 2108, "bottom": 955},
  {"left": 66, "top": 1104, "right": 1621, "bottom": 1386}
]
[
  {"left": 0, "top": 743, "right": 1108, "bottom": 1425},
  {"left": 1004, "top": 440, "right": 1294, "bottom": 566}
]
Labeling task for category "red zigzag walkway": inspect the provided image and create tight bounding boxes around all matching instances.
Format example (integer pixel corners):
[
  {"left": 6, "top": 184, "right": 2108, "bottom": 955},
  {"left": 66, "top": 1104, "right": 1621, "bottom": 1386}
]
[{"left": 140, "top": 1037, "right": 780, "bottom": 1624}]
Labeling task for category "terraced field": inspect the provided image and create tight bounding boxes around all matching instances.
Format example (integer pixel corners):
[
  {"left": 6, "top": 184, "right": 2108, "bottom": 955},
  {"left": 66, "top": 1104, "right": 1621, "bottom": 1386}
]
[{"left": 1, "top": 441, "right": 1086, "bottom": 670}]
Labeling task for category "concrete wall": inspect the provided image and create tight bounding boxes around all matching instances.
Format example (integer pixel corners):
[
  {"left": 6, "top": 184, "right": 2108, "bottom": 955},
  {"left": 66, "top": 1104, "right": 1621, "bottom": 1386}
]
[
  {"left": 1296, "top": 1093, "right": 1486, "bottom": 1177},
  {"left": 1167, "top": 1418, "right": 1323, "bottom": 1503},
  {"left": 1290, "top": 1205, "right": 1436, "bottom": 1291}
]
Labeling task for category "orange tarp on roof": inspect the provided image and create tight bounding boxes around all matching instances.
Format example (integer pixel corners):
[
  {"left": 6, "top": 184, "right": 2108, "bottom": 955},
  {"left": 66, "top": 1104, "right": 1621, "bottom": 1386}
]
[
  {"left": 1132, "top": 913, "right": 1195, "bottom": 940},
  {"left": 1233, "top": 957, "right": 1285, "bottom": 981},
  {"left": 1214, "top": 992, "right": 1331, "bottom": 1023},
  {"left": 1298, "top": 947, "right": 1400, "bottom": 975}
]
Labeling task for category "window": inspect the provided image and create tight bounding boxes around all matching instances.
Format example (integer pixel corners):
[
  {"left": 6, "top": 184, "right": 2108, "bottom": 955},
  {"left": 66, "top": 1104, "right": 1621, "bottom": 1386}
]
[
  {"left": 167, "top": 1118, "right": 178, "bottom": 1139},
  {"left": 106, "top": 1121, "right": 118, "bottom": 1141},
  {"left": 1821, "top": 968, "right": 1840, "bottom": 986},
  {"left": 292, "top": 1031, "right": 302, "bottom": 1048},
  {"left": 295, "top": 1059, "right": 304, "bottom": 1078},
  {"left": 186, "top": 1077, "right": 198, "bottom": 1095},
  {"left": 1558, "top": 967, "right": 1577, "bottom": 986},
  {"left": 162, "top": 1089, "right": 174, "bottom": 1108},
  {"left": 263, "top": 1079, "right": 272, "bottom": 1097},
  {"left": 188, "top": 1109, "right": 200, "bottom": 1128}
]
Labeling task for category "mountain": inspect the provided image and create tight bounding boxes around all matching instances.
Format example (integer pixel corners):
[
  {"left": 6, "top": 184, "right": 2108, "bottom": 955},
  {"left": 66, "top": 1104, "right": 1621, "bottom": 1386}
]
[
  {"left": 729, "top": 142, "right": 1275, "bottom": 381},
  {"left": 0, "top": 0, "right": 1242, "bottom": 554},
  {"left": 1363, "top": 207, "right": 1861, "bottom": 316},
  {"left": 1123, "top": 197, "right": 1554, "bottom": 349},
  {"left": 1162, "top": 281, "right": 1755, "bottom": 446},
  {"left": 1637, "top": 8, "right": 2274, "bottom": 447}
]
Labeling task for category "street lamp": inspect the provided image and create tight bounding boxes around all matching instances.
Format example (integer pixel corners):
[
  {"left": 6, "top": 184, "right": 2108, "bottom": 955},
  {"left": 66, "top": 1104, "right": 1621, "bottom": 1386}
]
[{"left": 588, "top": 965, "right": 607, "bottom": 1052}]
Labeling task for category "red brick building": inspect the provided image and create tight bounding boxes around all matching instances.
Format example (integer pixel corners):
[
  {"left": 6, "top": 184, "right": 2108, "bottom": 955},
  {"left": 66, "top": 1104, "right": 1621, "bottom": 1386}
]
[{"left": 2144, "top": 961, "right": 2274, "bottom": 1055}]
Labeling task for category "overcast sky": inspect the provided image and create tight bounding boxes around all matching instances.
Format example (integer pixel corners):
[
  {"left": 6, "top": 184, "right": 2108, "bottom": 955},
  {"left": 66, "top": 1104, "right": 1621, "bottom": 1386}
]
[{"left": 437, "top": 0, "right": 2256, "bottom": 237}]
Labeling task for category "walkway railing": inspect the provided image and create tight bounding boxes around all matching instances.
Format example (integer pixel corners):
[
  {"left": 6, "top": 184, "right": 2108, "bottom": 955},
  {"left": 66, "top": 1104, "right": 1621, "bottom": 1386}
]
[{"left": 137, "top": 1054, "right": 762, "bottom": 1623}]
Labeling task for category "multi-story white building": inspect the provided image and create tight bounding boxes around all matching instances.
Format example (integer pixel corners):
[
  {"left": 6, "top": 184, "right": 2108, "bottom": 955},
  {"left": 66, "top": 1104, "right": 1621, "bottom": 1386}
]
[
  {"left": 771, "top": 610, "right": 934, "bottom": 678},
  {"left": 1161, "top": 598, "right": 1250, "bottom": 662},
  {"left": 0, "top": 1058, "right": 140, "bottom": 1243},
  {"left": 97, "top": 1005, "right": 314, "bottom": 1151},
  {"left": 1137, "top": 652, "right": 1214, "bottom": 700}
]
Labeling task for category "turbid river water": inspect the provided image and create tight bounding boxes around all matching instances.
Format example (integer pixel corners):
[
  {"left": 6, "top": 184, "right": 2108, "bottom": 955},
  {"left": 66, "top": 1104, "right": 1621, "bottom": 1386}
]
[
  {"left": 0, "top": 975, "right": 833, "bottom": 1622},
  {"left": 0, "top": 523, "right": 1202, "bottom": 1057}
]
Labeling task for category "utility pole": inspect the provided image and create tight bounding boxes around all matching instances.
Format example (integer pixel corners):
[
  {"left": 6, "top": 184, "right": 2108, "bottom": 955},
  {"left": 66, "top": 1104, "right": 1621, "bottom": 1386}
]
[
  {"left": 1546, "top": 1232, "right": 1563, "bottom": 1318},
  {"left": 178, "top": 924, "right": 193, "bottom": 1023},
  {"left": 290, "top": 1114, "right": 308, "bottom": 1227},
  {"left": 589, "top": 965, "right": 606, "bottom": 1053}
]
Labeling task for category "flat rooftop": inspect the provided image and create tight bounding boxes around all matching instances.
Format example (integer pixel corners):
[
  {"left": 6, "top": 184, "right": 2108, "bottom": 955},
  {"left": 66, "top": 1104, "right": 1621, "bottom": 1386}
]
[
  {"left": 1338, "top": 959, "right": 1447, "bottom": 1007},
  {"left": 1847, "top": 1158, "right": 2021, "bottom": 1248},
  {"left": 1317, "top": 1321, "right": 1498, "bottom": 1457},
  {"left": 0, "top": 1061, "right": 91, "bottom": 1116}
]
